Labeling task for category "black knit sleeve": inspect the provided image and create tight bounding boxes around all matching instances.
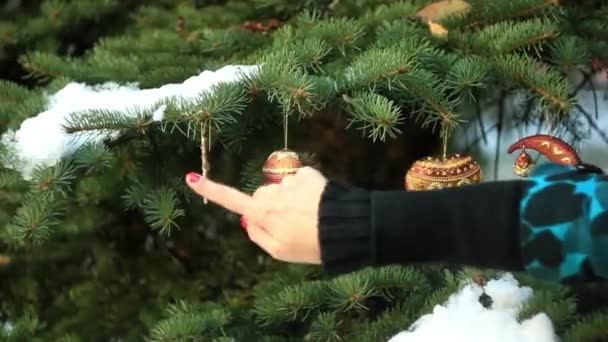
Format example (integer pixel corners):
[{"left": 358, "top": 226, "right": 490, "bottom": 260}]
[
  {"left": 318, "top": 179, "right": 533, "bottom": 276},
  {"left": 318, "top": 181, "right": 373, "bottom": 275}
]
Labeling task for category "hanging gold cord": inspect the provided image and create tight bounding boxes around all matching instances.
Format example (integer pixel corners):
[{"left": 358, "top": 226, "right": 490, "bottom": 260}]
[
  {"left": 441, "top": 125, "right": 449, "bottom": 160},
  {"left": 200, "top": 122, "right": 210, "bottom": 204},
  {"left": 283, "top": 111, "right": 288, "bottom": 150}
]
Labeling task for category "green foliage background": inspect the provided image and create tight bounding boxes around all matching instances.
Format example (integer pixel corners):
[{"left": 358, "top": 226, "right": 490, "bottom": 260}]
[{"left": 1, "top": 0, "right": 608, "bottom": 340}]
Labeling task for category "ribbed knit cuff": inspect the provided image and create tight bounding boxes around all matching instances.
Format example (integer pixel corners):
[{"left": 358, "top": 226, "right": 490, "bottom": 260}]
[{"left": 318, "top": 181, "right": 373, "bottom": 276}]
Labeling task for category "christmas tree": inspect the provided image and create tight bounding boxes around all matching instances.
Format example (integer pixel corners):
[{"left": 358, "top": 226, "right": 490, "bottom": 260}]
[{"left": 1, "top": 0, "right": 608, "bottom": 340}]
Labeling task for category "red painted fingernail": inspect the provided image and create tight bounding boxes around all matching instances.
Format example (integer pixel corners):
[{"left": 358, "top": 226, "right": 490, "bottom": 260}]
[
  {"left": 186, "top": 172, "right": 201, "bottom": 184},
  {"left": 240, "top": 216, "right": 248, "bottom": 230}
]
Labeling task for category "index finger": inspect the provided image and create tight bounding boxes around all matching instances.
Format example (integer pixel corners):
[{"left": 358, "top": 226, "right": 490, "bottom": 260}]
[{"left": 186, "top": 174, "right": 254, "bottom": 215}]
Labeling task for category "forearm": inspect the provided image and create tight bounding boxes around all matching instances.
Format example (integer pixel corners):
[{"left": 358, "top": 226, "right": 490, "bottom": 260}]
[
  {"left": 371, "top": 180, "right": 529, "bottom": 271},
  {"left": 318, "top": 163, "right": 608, "bottom": 284},
  {"left": 318, "top": 180, "right": 530, "bottom": 274}
]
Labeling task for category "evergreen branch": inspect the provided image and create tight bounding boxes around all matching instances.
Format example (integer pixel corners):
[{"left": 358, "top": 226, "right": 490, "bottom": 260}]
[
  {"left": 562, "top": 310, "right": 608, "bottom": 342},
  {"left": 73, "top": 143, "right": 115, "bottom": 174},
  {"left": 6, "top": 195, "right": 63, "bottom": 247},
  {"left": 444, "top": 0, "right": 560, "bottom": 28},
  {"left": 342, "top": 92, "right": 404, "bottom": 142},
  {"left": 200, "top": 29, "right": 266, "bottom": 57},
  {"left": 0, "top": 169, "right": 27, "bottom": 191},
  {"left": 344, "top": 46, "right": 419, "bottom": 90},
  {"left": 397, "top": 68, "right": 461, "bottom": 137},
  {"left": 547, "top": 35, "right": 592, "bottom": 71},
  {"left": 0, "top": 81, "right": 32, "bottom": 106},
  {"left": 19, "top": 51, "right": 72, "bottom": 82},
  {"left": 373, "top": 20, "right": 431, "bottom": 50},
  {"left": 62, "top": 107, "right": 155, "bottom": 136},
  {"left": 121, "top": 180, "right": 148, "bottom": 211},
  {"left": 508, "top": 0, "right": 560, "bottom": 18},
  {"left": 445, "top": 56, "right": 491, "bottom": 101},
  {"left": 0, "top": 94, "right": 49, "bottom": 132},
  {"left": 365, "top": 266, "right": 430, "bottom": 299},
  {"left": 95, "top": 30, "right": 195, "bottom": 55},
  {"left": 29, "top": 161, "right": 76, "bottom": 200},
  {"left": 149, "top": 301, "right": 231, "bottom": 342},
  {"left": 518, "top": 289, "right": 576, "bottom": 333},
  {"left": 327, "top": 274, "right": 377, "bottom": 312},
  {"left": 258, "top": 51, "right": 334, "bottom": 116},
  {"left": 182, "top": 82, "right": 249, "bottom": 135},
  {"left": 270, "top": 27, "right": 332, "bottom": 71},
  {"left": 39, "top": 0, "right": 122, "bottom": 28},
  {"left": 308, "top": 312, "right": 343, "bottom": 342},
  {"left": 284, "top": 38, "right": 332, "bottom": 72},
  {"left": 350, "top": 302, "right": 416, "bottom": 342},
  {"left": 305, "top": 16, "right": 366, "bottom": 56},
  {"left": 279, "top": 74, "right": 335, "bottom": 117},
  {"left": 0, "top": 22, "right": 17, "bottom": 49},
  {"left": 257, "top": 49, "right": 302, "bottom": 98},
  {"left": 240, "top": 157, "right": 265, "bottom": 194},
  {"left": 468, "top": 18, "right": 559, "bottom": 55},
  {"left": 492, "top": 54, "right": 575, "bottom": 115},
  {"left": 73, "top": 176, "right": 117, "bottom": 205},
  {"left": 142, "top": 186, "right": 185, "bottom": 236},
  {"left": 138, "top": 65, "right": 210, "bottom": 89},
  {"left": 0, "top": 310, "right": 39, "bottom": 341},
  {"left": 252, "top": 0, "right": 331, "bottom": 17},
  {"left": 254, "top": 281, "right": 326, "bottom": 326},
  {"left": 418, "top": 269, "right": 462, "bottom": 314},
  {"left": 75, "top": 51, "right": 141, "bottom": 83},
  {"left": 216, "top": 114, "right": 257, "bottom": 153},
  {"left": 56, "top": 335, "right": 82, "bottom": 342},
  {"left": 361, "top": 2, "right": 420, "bottom": 28},
  {"left": 164, "top": 176, "right": 195, "bottom": 206},
  {"left": 416, "top": 48, "right": 460, "bottom": 76}
]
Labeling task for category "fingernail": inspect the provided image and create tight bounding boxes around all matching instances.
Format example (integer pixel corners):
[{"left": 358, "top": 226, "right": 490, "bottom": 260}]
[
  {"left": 186, "top": 172, "right": 201, "bottom": 184},
  {"left": 240, "top": 216, "right": 248, "bottom": 230}
]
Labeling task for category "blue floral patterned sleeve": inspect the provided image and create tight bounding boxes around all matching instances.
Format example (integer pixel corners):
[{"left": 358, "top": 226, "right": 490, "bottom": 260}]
[{"left": 520, "top": 163, "right": 608, "bottom": 284}]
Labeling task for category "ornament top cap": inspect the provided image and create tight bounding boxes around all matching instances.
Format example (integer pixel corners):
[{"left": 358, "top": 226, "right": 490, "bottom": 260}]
[
  {"left": 407, "top": 153, "right": 481, "bottom": 180},
  {"left": 415, "top": 153, "right": 476, "bottom": 169},
  {"left": 266, "top": 148, "right": 300, "bottom": 161},
  {"left": 263, "top": 148, "right": 302, "bottom": 175}
]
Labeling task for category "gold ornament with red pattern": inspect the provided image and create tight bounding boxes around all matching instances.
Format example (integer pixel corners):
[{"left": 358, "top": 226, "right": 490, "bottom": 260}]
[
  {"left": 512, "top": 149, "right": 535, "bottom": 177},
  {"left": 405, "top": 154, "right": 482, "bottom": 191},
  {"left": 262, "top": 149, "right": 302, "bottom": 184},
  {"left": 507, "top": 134, "right": 581, "bottom": 177}
]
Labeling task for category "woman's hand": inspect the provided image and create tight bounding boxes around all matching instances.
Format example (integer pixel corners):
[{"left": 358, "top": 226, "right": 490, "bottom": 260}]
[{"left": 185, "top": 167, "right": 328, "bottom": 264}]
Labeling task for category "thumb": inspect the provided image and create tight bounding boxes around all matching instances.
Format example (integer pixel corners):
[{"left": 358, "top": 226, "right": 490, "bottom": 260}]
[{"left": 186, "top": 172, "right": 254, "bottom": 215}]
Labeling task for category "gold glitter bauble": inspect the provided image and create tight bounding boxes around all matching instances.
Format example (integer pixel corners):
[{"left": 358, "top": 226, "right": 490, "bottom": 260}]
[
  {"left": 405, "top": 154, "right": 482, "bottom": 191},
  {"left": 262, "top": 149, "right": 302, "bottom": 184}
]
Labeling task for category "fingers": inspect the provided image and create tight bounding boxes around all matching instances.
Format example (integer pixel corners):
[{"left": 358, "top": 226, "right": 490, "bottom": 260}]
[
  {"left": 253, "top": 184, "right": 279, "bottom": 201},
  {"left": 186, "top": 173, "right": 254, "bottom": 215},
  {"left": 245, "top": 220, "right": 281, "bottom": 256},
  {"left": 242, "top": 200, "right": 286, "bottom": 231}
]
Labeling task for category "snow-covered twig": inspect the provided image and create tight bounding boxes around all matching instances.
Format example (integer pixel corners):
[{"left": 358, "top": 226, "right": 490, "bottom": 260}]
[{"left": 0, "top": 65, "right": 259, "bottom": 179}]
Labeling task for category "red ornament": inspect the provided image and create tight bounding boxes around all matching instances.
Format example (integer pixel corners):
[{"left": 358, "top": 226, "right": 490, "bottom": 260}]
[
  {"left": 513, "top": 150, "right": 536, "bottom": 177},
  {"left": 508, "top": 134, "right": 583, "bottom": 177},
  {"left": 508, "top": 134, "right": 581, "bottom": 165}
]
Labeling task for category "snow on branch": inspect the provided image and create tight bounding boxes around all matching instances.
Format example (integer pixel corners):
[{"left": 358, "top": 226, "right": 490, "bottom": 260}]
[
  {"left": 0, "top": 65, "right": 259, "bottom": 179},
  {"left": 390, "top": 274, "right": 556, "bottom": 342}
]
